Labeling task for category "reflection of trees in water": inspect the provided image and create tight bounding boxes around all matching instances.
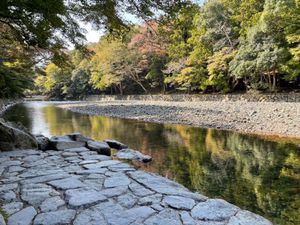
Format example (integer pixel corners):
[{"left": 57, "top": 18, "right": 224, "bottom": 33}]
[
  {"left": 162, "top": 126, "right": 300, "bottom": 225},
  {"left": 42, "top": 105, "right": 299, "bottom": 225}
]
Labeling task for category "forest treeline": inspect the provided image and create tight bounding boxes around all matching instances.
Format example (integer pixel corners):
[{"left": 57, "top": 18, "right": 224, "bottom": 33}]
[{"left": 1, "top": 0, "right": 300, "bottom": 99}]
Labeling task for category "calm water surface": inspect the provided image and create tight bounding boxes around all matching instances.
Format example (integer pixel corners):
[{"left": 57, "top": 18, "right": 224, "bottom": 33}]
[{"left": 2, "top": 101, "right": 300, "bottom": 225}]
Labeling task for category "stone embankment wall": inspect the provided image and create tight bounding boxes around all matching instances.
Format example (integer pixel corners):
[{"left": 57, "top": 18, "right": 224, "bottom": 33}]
[
  {"left": 0, "top": 99, "right": 22, "bottom": 115},
  {"left": 87, "top": 93, "right": 300, "bottom": 102}
]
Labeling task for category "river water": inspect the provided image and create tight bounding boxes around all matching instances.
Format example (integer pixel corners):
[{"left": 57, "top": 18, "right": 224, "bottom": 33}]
[{"left": 2, "top": 101, "right": 300, "bottom": 225}]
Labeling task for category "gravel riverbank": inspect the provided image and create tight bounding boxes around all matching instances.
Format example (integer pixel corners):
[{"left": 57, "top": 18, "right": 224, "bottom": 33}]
[{"left": 58, "top": 100, "right": 300, "bottom": 139}]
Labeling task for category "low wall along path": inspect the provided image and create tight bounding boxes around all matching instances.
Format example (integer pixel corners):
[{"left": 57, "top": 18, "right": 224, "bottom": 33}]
[{"left": 0, "top": 134, "right": 273, "bottom": 225}]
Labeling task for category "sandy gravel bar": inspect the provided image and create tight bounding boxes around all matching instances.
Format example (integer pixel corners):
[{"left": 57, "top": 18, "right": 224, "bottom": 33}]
[{"left": 58, "top": 100, "right": 300, "bottom": 139}]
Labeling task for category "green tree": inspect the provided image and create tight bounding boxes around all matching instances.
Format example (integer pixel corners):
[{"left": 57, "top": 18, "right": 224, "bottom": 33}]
[
  {"left": 229, "top": 0, "right": 292, "bottom": 91},
  {"left": 202, "top": 47, "right": 237, "bottom": 92}
]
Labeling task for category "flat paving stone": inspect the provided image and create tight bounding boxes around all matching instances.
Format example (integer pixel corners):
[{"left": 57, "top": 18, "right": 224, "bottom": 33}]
[
  {"left": 138, "top": 194, "right": 162, "bottom": 206},
  {"left": 64, "top": 147, "right": 89, "bottom": 152},
  {"left": 83, "top": 178, "right": 104, "bottom": 191},
  {"left": 19, "top": 169, "right": 64, "bottom": 178},
  {"left": 75, "top": 168, "right": 108, "bottom": 175},
  {"left": 0, "top": 183, "right": 18, "bottom": 192},
  {"left": 8, "top": 166, "right": 25, "bottom": 173},
  {"left": 191, "top": 199, "right": 239, "bottom": 221},
  {"left": 78, "top": 160, "right": 99, "bottom": 165},
  {"left": 73, "top": 206, "right": 107, "bottom": 225},
  {"left": 83, "top": 160, "right": 121, "bottom": 169},
  {"left": 108, "top": 163, "right": 136, "bottom": 172},
  {"left": 21, "top": 183, "right": 60, "bottom": 206},
  {"left": 129, "top": 181, "right": 154, "bottom": 197},
  {"left": 163, "top": 195, "right": 195, "bottom": 210},
  {"left": 117, "top": 193, "right": 138, "bottom": 208},
  {"left": 227, "top": 210, "right": 273, "bottom": 225},
  {"left": 129, "top": 171, "right": 207, "bottom": 201},
  {"left": 0, "top": 190, "right": 16, "bottom": 202},
  {"left": 99, "top": 185, "right": 128, "bottom": 197},
  {"left": 180, "top": 211, "right": 196, "bottom": 225},
  {"left": 33, "top": 209, "right": 76, "bottom": 225},
  {"left": 104, "top": 173, "right": 131, "bottom": 188},
  {"left": 144, "top": 209, "right": 182, "bottom": 225},
  {"left": 7, "top": 206, "right": 37, "bottom": 225},
  {"left": 65, "top": 188, "right": 107, "bottom": 209},
  {"left": 0, "top": 214, "right": 5, "bottom": 225},
  {"left": 40, "top": 196, "right": 65, "bottom": 212},
  {"left": 2, "top": 202, "right": 24, "bottom": 215},
  {"left": 96, "top": 200, "right": 155, "bottom": 225},
  {"left": 48, "top": 177, "right": 85, "bottom": 190},
  {"left": 20, "top": 173, "right": 70, "bottom": 184},
  {"left": 81, "top": 154, "right": 111, "bottom": 161}
]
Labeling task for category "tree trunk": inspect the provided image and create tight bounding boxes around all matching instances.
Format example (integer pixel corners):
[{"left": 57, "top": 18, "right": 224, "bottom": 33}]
[{"left": 134, "top": 80, "right": 148, "bottom": 93}]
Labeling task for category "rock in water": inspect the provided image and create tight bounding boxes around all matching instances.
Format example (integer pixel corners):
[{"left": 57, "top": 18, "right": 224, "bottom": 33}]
[
  {"left": 87, "top": 140, "right": 111, "bottom": 156},
  {"left": 49, "top": 136, "right": 85, "bottom": 150},
  {"left": 0, "top": 121, "right": 37, "bottom": 151},
  {"left": 116, "top": 149, "right": 152, "bottom": 163},
  {"left": 67, "top": 133, "right": 92, "bottom": 142},
  {"left": 104, "top": 139, "right": 128, "bottom": 150},
  {"left": 35, "top": 135, "right": 51, "bottom": 151}
]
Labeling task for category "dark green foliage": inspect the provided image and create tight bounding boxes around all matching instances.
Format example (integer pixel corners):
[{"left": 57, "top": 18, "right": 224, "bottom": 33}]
[{"left": 1, "top": 0, "right": 300, "bottom": 97}]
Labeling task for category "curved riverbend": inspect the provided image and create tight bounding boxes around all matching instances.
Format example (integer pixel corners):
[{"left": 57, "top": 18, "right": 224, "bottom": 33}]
[{"left": 1, "top": 101, "right": 300, "bottom": 224}]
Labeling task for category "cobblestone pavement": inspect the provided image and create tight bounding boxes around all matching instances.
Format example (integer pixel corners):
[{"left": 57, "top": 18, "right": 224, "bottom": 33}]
[{"left": 0, "top": 147, "right": 273, "bottom": 225}]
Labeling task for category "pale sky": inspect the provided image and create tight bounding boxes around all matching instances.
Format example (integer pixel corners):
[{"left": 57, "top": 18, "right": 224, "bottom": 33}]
[{"left": 82, "top": 1, "right": 205, "bottom": 44}]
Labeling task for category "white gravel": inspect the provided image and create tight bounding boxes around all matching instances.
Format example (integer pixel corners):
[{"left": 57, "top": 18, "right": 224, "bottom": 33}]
[{"left": 58, "top": 100, "right": 300, "bottom": 138}]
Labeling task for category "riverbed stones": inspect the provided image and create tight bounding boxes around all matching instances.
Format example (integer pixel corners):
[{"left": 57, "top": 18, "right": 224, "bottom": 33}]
[
  {"left": 87, "top": 140, "right": 111, "bottom": 156},
  {"left": 0, "top": 135, "right": 274, "bottom": 225},
  {"left": 116, "top": 149, "right": 152, "bottom": 162},
  {"left": 49, "top": 136, "right": 85, "bottom": 150},
  {"left": 104, "top": 139, "right": 128, "bottom": 150},
  {"left": 7, "top": 206, "right": 37, "bottom": 225}
]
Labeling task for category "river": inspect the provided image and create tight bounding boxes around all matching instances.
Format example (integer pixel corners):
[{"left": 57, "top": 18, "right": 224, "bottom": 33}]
[{"left": 2, "top": 101, "right": 300, "bottom": 225}]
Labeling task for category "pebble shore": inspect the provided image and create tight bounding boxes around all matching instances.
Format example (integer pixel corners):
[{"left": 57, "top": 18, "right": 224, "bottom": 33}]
[
  {"left": 58, "top": 100, "right": 300, "bottom": 139},
  {"left": 0, "top": 136, "right": 273, "bottom": 225}
]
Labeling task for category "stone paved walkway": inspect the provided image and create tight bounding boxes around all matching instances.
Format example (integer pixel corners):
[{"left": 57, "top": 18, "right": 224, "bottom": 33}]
[{"left": 0, "top": 147, "right": 273, "bottom": 225}]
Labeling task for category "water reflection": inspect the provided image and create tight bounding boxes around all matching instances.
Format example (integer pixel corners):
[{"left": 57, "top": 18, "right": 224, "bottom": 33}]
[{"left": 2, "top": 102, "right": 300, "bottom": 225}]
